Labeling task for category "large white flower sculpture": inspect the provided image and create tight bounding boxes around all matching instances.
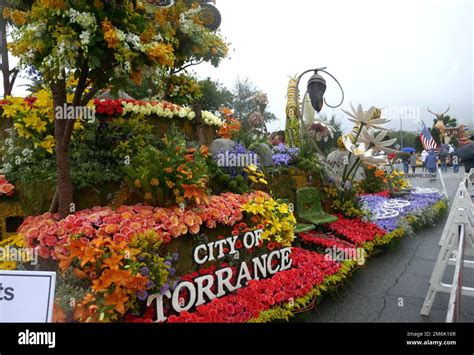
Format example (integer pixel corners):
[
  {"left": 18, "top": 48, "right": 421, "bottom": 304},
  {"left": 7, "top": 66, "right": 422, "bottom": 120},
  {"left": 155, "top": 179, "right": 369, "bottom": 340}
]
[
  {"left": 359, "top": 127, "right": 397, "bottom": 153},
  {"left": 342, "top": 103, "right": 390, "bottom": 130}
]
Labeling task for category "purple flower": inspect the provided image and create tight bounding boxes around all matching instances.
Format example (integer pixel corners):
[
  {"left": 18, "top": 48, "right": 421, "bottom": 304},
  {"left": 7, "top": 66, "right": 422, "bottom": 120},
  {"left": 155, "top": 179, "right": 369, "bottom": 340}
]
[
  {"left": 160, "top": 283, "right": 170, "bottom": 295},
  {"left": 171, "top": 280, "right": 179, "bottom": 290},
  {"left": 137, "top": 290, "right": 148, "bottom": 301},
  {"left": 169, "top": 268, "right": 176, "bottom": 277},
  {"left": 272, "top": 153, "right": 291, "bottom": 166},
  {"left": 139, "top": 267, "right": 149, "bottom": 276},
  {"left": 164, "top": 261, "right": 172, "bottom": 268},
  {"left": 172, "top": 253, "right": 179, "bottom": 261},
  {"left": 146, "top": 281, "right": 155, "bottom": 289}
]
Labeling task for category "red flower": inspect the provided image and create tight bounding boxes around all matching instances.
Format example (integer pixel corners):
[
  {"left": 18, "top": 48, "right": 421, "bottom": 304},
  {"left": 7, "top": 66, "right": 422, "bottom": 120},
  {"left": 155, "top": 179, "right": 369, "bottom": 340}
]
[{"left": 235, "top": 240, "right": 243, "bottom": 249}]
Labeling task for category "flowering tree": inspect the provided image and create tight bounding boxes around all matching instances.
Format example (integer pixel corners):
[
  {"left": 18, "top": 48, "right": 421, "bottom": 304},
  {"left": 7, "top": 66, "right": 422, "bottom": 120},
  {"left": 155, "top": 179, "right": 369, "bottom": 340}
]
[{"left": 5, "top": 0, "right": 228, "bottom": 218}]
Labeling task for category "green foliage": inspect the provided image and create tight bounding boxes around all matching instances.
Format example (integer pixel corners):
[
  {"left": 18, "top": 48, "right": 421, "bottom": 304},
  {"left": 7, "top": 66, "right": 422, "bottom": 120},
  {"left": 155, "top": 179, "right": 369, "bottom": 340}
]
[
  {"left": 360, "top": 165, "right": 387, "bottom": 193},
  {"left": 1, "top": 115, "right": 156, "bottom": 190},
  {"left": 316, "top": 115, "right": 343, "bottom": 155},
  {"left": 123, "top": 126, "right": 209, "bottom": 207},
  {"left": 195, "top": 77, "right": 233, "bottom": 113}
]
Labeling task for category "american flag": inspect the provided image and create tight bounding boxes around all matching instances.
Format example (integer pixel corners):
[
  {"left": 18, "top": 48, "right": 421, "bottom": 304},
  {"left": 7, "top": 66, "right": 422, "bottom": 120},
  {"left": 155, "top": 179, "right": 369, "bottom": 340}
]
[{"left": 420, "top": 121, "right": 438, "bottom": 150}]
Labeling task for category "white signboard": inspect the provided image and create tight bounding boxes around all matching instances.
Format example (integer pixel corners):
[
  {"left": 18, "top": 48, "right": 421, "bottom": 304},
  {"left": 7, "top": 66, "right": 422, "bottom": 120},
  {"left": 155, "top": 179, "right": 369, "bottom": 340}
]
[{"left": 0, "top": 271, "right": 56, "bottom": 323}]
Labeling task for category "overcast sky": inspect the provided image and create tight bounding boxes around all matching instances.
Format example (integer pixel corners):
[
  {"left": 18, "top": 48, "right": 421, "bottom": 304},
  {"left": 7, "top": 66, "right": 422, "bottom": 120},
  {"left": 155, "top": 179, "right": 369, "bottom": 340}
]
[
  {"left": 195, "top": 0, "right": 473, "bottom": 133},
  {"left": 6, "top": 0, "right": 473, "bottom": 134}
]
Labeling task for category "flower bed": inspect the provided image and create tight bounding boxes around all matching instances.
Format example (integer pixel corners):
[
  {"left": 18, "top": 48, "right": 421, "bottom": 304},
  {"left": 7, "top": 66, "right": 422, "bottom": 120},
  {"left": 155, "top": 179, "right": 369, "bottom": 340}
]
[
  {"left": 94, "top": 98, "right": 223, "bottom": 127},
  {"left": 325, "top": 214, "right": 387, "bottom": 245},
  {"left": 360, "top": 191, "right": 445, "bottom": 231},
  {"left": 165, "top": 248, "right": 340, "bottom": 323}
]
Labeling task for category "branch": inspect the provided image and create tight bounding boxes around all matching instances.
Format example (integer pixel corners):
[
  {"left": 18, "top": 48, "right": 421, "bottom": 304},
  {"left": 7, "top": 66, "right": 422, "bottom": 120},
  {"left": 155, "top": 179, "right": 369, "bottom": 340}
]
[
  {"left": 72, "top": 64, "right": 89, "bottom": 107},
  {"left": 9, "top": 68, "right": 18, "bottom": 89},
  {"left": 62, "top": 85, "right": 100, "bottom": 147},
  {"left": 171, "top": 59, "right": 205, "bottom": 75}
]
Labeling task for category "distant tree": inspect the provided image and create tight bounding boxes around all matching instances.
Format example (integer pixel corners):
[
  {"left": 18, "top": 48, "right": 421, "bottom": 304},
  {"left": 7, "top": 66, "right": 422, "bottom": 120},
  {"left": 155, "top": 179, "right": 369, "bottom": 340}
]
[
  {"left": 318, "top": 114, "right": 342, "bottom": 155},
  {"left": 450, "top": 136, "right": 460, "bottom": 148},
  {"left": 0, "top": 0, "right": 35, "bottom": 97},
  {"left": 231, "top": 77, "right": 275, "bottom": 131},
  {"left": 415, "top": 135, "right": 424, "bottom": 152},
  {"left": 433, "top": 114, "right": 457, "bottom": 128},
  {"left": 195, "top": 77, "right": 233, "bottom": 113}
]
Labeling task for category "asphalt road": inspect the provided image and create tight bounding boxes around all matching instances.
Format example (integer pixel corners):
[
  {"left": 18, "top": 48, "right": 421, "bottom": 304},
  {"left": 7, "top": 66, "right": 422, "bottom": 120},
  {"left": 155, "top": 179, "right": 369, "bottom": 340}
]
[{"left": 298, "top": 169, "right": 474, "bottom": 323}]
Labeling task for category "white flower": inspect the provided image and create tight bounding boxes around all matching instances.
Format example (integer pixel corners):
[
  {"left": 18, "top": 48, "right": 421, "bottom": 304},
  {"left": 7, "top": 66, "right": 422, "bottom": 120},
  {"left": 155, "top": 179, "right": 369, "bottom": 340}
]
[
  {"left": 343, "top": 136, "right": 368, "bottom": 157},
  {"left": 342, "top": 103, "right": 390, "bottom": 130},
  {"left": 178, "top": 109, "right": 187, "bottom": 118},
  {"left": 359, "top": 127, "right": 397, "bottom": 153}
]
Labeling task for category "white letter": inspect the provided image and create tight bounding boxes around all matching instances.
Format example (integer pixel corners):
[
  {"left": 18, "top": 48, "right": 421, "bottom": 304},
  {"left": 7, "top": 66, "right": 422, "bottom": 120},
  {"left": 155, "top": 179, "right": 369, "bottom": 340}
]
[
  {"left": 195, "top": 275, "right": 216, "bottom": 306},
  {"left": 172, "top": 282, "right": 196, "bottom": 313},
  {"left": 49, "top": 333, "right": 55, "bottom": 349},
  {"left": 253, "top": 229, "right": 263, "bottom": 245},
  {"left": 55, "top": 106, "right": 62, "bottom": 120},
  {"left": 18, "top": 331, "right": 26, "bottom": 345},
  {"left": 214, "top": 239, "right": 227, "bottom": 259},
  {"left": 193, "top": 244, "right": 208, "bottom": 265},
  {"left": 226, "top": 236, "right": 238, "bottom": 255},
  {"left": 252, "top": 254, "right": 267, "bottom": 280},
  {"left": 147, "top": 291, "right": 171, "bottom": 323},
  {"left": 236, "top": 261, "right": 252, "bottom": 288},
  {"left": 215, "top": 267, "right": 238, "bottom": 297},
  {"left": 267, "top": 250, "right": 281, "bottom": 275},
  {"left": 217, "top": 153, "right": 224, "bottom": 167},
  {"left": 280, "top": 247, "right": 292, "bottom": 271},
  {"left": 243, "top": 231, "right": 255, "bottom": 249}
]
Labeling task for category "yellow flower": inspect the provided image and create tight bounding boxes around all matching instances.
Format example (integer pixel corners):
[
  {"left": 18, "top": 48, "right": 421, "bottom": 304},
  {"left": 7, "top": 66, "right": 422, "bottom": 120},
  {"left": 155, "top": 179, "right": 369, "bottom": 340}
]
[
  {"left": 245, "top": 165, "right": 258, "bottom": 173},
  {"left": 166, "top": 180, "right": 175, "bottom": 188},
  {"left": 258, "top": 178, "right": 267, "bottom": 185},
  {"left": 134, "top": 179, "right": 141, "bottom": 188},
  {"left": 2, "top": 104, "right": 19, "bottom": 118},
  {"left": 39, "top": 135, "right": 55, "bottom": 154},
  {"left": 248, "top": 176, "right": 258, "bottom": 183},
  {"left": 277, "top": 204, "right": 289, "bottom": 214},
  {"left": 173, "top": 189, "right": 181, "bottom": 197},
  {"left": 144, "top": 192, "right": 153, "bottom": 200},
  {"left": 150, "top": 178, "right": 159, "bottom": 186}
]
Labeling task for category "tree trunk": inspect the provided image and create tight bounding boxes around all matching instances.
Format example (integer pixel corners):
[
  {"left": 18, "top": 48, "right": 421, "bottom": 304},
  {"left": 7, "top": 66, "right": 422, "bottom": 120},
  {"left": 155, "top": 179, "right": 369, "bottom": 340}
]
[
  {"left": 0, "top": 1, "right": 12, "bottom": 97},
  {"left": 51, "top": 79, "right": 74, "bottom": 219}
]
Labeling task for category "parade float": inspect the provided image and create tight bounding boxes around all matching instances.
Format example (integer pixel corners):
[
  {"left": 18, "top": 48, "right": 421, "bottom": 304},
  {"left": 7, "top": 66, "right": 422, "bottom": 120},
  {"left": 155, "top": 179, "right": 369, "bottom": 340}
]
[{"left": 0, "top": 1, "right": 448, "bottom": 323}]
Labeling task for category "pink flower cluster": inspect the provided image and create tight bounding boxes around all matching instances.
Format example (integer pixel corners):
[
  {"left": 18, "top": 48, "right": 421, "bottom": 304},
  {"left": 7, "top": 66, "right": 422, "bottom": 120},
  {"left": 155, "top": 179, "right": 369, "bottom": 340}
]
[
  {"left": 19, "top": 192, "right": 265, "bottom": 260},
  {"left": 0, "top": 175, "right": 14, "bottom": 197},
  {"left": 167, "top": 248, "right": 341, "bottom": 323}
]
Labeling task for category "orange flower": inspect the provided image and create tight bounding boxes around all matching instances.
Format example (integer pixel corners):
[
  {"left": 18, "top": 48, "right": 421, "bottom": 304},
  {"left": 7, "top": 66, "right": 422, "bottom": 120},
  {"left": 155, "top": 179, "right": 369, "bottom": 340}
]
[
  {"left": 134, "top": 179, "right": 141, "bottom": 188},
  {"left": 73, "top": 268, "right": 90, "bottom": 280},
  {"left": 163, "top": 167, "right": 173, "bottom": 174},
  {"left": 102, "top": 252, "right": 123, "bottom": 270},
  {"left": 150, "top": 178, "right": 159, "bottom": 186},
  {"left": 199, "top": 145, "right": 209, "bottom": 157},
  {"left": 104, "top": 288, "right": 129, "bottom": 315},
  {"left": 182, "top": 184, "right": 208, "bottom": 205},
  {"left": 184, "top": 154, "right": 194, "bottom": 163}
]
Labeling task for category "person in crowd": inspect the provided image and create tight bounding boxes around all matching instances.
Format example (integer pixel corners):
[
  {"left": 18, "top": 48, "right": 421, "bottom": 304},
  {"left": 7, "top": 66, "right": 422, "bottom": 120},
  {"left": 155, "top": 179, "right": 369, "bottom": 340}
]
[
  {"left": 451, "top": 147, "right": 459, "bottom": 173},
  {"left": 409, "top": 152, "right": 417, "bottom": 174},
  {"left": 439, "top": 146, "right": 449, "bottom": 172},
  {"left": 402, "top": 154, "right": 409, "bottom": 174},
  {"left": 421, "top": 149, "right": 428, "bottom": 171},
  {"left": 425, "top": 149, "right": 438, "bottom": 182}
]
